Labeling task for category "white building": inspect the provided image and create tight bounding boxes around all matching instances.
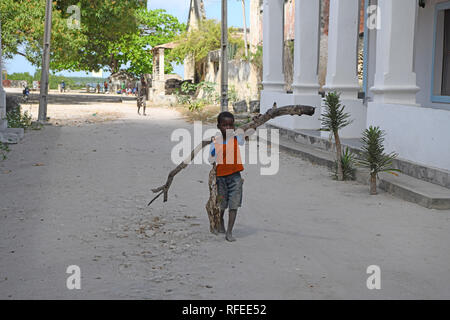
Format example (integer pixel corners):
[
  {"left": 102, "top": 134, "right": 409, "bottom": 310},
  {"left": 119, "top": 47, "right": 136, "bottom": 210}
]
[{"left": 261, "top": 0, "right": 450, "bottom": 173}]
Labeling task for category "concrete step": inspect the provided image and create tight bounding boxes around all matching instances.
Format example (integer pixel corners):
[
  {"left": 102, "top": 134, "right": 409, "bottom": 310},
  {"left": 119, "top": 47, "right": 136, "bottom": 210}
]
[
  {"left": 266, "top": 124, "right": 450, "bottom": 190},
  {"left": 264, "top": 134, "right": 450, "bottom": 210},
  {"left": 379, "top": 172, "right": 450, "bottom": 210}
]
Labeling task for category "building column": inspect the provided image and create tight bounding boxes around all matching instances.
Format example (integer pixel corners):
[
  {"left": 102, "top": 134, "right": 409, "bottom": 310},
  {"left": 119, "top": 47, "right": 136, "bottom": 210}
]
[
  {"left": 159, "top": 48, "right": 165, "bottom": 81},
  {"left": 292, "top": 0, "right": 321, "bottom": 95},
  {"left": 249, "top": 0, "right": 262, "bottom": 53},
  {"left": 262, "top": 0, "right": 284, "bottom": 92},
  {"left": 370, "top": 0, "right": 419, "bottom": 105},
  {"left": 323, "top": 0, "right": 360, "bottom": 99}
]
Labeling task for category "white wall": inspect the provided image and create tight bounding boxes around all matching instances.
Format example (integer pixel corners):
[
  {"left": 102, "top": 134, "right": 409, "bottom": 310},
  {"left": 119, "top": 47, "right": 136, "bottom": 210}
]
[{"left": 367, "top": 102, "right": 450, "bottom": 171}]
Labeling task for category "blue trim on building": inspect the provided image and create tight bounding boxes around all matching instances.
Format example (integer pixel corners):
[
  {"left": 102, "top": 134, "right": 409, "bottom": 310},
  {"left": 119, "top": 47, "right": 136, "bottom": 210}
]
[{"left": 430, "top": 1, "right": 450, "bottom": 104}]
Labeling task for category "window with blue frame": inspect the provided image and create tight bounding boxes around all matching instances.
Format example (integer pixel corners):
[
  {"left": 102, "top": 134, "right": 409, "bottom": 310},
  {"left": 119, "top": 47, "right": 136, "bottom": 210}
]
[
  {"left": 443, "top": 10, "right": 450, "bottom": 95},
  {"left": 432, "top": 3, "right": 450, "bottom": 102}
]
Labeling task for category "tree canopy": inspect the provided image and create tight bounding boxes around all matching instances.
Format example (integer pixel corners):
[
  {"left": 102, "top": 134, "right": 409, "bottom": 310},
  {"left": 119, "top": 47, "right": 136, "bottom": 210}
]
[
  {"left": 169, "top": 19, "right": 245, "bottom": 64},
  {"left": 109, "top": 8, "right": 186, "bottom": 76},
  {"left": 0, "top": 1, "right": 184, "bottom": 75}
]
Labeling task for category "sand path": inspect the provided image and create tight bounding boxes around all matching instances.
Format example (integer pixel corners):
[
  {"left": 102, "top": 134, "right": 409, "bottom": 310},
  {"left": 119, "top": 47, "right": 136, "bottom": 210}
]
[{"left": 1, "top": 100, "right": 450, "bottom": 299}]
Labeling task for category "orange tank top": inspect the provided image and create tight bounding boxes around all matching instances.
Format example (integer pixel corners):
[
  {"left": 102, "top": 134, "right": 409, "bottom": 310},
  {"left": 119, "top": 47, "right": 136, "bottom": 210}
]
[{"left": 214, "top": 137, "right": 244, "bottom": 177}]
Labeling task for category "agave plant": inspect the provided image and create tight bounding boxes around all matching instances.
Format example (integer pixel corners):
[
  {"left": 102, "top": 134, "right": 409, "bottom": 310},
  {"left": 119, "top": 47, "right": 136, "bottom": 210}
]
[
  {"left": 321, "top": 92, "right": 353, "bottom": 181},
  {"left": 333, "top": 147, "right": 356, "bottom": 181},
  {"left": 357, "top": 126, "right": 400, "bottom": 195}
]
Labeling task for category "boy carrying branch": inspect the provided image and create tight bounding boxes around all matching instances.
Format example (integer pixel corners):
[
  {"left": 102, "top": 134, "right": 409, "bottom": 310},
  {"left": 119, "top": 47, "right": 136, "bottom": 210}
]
[{"left": 209, "top": 112, "right": 246, "bottom": 242}]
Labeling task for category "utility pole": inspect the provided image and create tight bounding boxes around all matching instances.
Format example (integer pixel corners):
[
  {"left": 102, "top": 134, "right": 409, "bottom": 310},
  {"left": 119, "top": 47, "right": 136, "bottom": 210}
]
[
  {"left": 221, "top": 0, "right": 228, "bottom": 112},
  {"left": 241, "top": 0, "right": 248, "bottom": 58},
  {"left": 38, "top": 0, "right": 53, "bottom": 123},
  {"left": 0, "top": 16, "right": 7, "bottom": 130}
]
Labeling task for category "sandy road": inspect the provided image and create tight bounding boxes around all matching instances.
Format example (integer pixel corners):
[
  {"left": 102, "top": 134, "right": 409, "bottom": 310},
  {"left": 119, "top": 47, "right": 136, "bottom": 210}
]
[{"left": 1, "top": 101, "right": 450, "bottom": 299}]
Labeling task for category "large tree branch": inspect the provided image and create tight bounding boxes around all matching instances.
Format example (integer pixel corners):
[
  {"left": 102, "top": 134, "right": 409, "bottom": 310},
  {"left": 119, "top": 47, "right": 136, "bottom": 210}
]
[
  {"left": 15, "top": 51, "right": 27, "bottom": 58},
  {"left": 148, "top": 103, "right": 315, "bottom": 206}
]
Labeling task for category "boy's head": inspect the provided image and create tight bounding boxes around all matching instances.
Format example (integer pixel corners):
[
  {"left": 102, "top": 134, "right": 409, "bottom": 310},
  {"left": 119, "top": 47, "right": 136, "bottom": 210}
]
[{"left": 217, "top": 112, "right": 235, "bottom": 137}]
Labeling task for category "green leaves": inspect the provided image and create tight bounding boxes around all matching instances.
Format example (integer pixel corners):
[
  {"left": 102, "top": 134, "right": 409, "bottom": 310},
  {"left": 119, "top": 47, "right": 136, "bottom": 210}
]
[
  {"left": 6, "top": 108, "right": 33, "bottom": 130},
  {"left": 356, "top": 126, "right": 400, "bottom": 175},
  {"left": 169, "top": 19, "right": 245, "bottom": 65},
  {"left": 0, "top": 142, "right": 10, "bottom": 161},
  {"left": 117, "top": 8, "right": 185, "bottom": 76},
  {"left": 1, "top": 1, "right": 179, "bottom": 75},
  {"left": 333, "top": 147, "right": 356, "bottom": 181},
  {"left": 320, "top": 91, "right": 353, "bottom": 134}
]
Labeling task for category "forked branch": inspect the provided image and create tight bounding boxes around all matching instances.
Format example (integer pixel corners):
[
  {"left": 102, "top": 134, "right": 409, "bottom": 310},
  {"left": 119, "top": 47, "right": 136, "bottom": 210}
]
[{"left": 148, "top": 103, "right": 315, "bottom": 206}]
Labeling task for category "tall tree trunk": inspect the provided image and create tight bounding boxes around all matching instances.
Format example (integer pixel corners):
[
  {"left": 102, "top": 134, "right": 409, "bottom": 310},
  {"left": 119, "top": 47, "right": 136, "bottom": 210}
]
[
  {"left": 241, "top": 0, "right": 248, "bottom": 58},
  {"left": 334, "top": 131, "right": 343, "bottom": 181},
  {"left": 370, "top": 173, "right": 377, "bottom": 195}
]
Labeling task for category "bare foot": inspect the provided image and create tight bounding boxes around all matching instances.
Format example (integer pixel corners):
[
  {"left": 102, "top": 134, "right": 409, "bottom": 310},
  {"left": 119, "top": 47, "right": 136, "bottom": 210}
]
[{"left": 225, "top": 233, "right": 236, "bottom": 242}]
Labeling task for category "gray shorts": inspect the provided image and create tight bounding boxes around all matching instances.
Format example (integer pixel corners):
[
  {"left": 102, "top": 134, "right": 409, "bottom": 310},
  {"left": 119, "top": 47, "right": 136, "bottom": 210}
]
[{"left": 217, "top": 171, "right": 244, "bottom": 211}]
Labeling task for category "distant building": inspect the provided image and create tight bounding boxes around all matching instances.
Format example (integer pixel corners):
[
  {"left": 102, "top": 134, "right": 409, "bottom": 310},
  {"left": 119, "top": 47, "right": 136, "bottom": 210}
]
[
  {"left": 149, "top": 41, "right": 183, "bottom": 102},
  {"left": 108, "top": 70, "right": 137, "bottom": 94}
]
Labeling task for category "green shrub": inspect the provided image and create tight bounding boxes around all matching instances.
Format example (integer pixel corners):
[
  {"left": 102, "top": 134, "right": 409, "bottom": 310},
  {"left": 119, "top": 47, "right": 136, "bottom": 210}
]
[
  {"left": 356, "top": 126, "right": 400, "bottom": 195},
  {"left": 176, "top": 81, "right": 219, "bottom": 110},
  {"left": 6, "top": 108, "right": 32, "bottom": 129},
  {"left": 175, "top": 88, "right": 192, "bottom": 105},
  {"left": 188, "top": 99, "right": 206, "bottom": 112},
  {"left": 320, "top": 92, "right": 353, "bottom": 181},
  {"left": 199, "top": 81, "right": 218, "bottom": 105},
  {"left": 332, "top": 147, "right": 356, "bottom": 181},
  {"left": 0, "top": 142, "right": 10, "bottom": 161},
  {"left": 227, "top": 85, "right": 238, "bottom": 104}
]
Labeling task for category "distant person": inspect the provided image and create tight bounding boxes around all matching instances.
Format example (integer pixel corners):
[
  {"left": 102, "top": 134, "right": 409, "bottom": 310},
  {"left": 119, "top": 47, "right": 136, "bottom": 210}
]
[
  {"left": 22, "top": 85, "right": 30, "bottom": 101},
  {"left": 96, "top": 83, "right": 101, "bottom": 93},
  {"left": 61, "top": 80, "right": 66, "bottom": 93},
  {"left": 137, "top": 75, "right": 147, "bottom": 116},
  {"left": 104, "top": 81, "right": 108, "bottom": 93}
]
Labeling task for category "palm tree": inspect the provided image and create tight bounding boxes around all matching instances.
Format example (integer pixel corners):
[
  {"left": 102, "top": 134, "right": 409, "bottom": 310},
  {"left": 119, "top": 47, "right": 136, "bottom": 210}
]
[
  {"left": 320, "top": 92, "right": 353, "bottom": 181},
  {"left": 357, "top": 126, "right": 400, "bottom": 195}
]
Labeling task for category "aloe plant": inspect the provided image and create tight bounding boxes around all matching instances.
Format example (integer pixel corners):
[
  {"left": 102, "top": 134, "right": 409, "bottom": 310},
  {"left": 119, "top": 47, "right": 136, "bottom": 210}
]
[
  {"left": 333, "top": 147, "right": 356, "bottom": 181},
  {"left": 357, "top": 126, "right": 400, "bottom": 195},
  {"left": 321, "top": 92, "right": 353, "bottom": 181}
]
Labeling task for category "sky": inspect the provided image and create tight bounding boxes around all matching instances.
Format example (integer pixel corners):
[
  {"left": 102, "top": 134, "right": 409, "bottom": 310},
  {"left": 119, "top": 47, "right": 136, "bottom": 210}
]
[{"left": 3, "top": 0, "right": 250, "bottom": 79}]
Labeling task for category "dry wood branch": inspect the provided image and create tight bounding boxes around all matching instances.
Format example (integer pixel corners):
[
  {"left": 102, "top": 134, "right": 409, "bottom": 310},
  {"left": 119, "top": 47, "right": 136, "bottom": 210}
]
[{"left": 148, "top": 103, "right": 315, "bottom": 206}]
